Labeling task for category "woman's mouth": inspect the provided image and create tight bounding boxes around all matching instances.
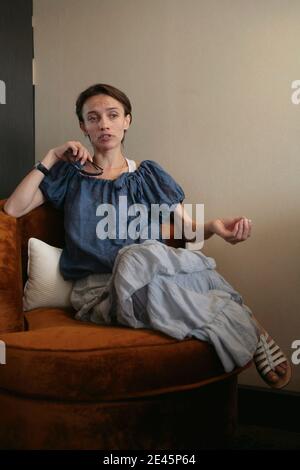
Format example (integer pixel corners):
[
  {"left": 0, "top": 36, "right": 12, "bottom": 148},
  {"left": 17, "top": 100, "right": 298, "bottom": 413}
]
[{"left": 99, "top": 134, "right": 112, "bottom": 141}]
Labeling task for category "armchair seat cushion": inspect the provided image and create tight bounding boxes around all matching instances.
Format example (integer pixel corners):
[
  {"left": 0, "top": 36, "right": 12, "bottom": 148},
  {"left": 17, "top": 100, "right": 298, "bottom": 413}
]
[{"left": 0, "top": 308, "right": 225, "bottom": 402}]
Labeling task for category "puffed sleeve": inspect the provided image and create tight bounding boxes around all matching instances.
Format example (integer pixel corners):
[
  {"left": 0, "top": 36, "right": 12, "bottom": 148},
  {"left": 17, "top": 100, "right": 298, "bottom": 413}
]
[
  {"left": 138, "top": 160, "right": 185, "bottom": 207},
  {"left": 39, "top": 160, "right": 76, "bottom": 210}
]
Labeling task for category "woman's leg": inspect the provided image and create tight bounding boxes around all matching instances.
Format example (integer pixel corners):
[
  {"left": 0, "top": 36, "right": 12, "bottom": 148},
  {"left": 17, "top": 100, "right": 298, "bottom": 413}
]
[{"left": 200, "top": 269, "right": 291, "bottom": 387}]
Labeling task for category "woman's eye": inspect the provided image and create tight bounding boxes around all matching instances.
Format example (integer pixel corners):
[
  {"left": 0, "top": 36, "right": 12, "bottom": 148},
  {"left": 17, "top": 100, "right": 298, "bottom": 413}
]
[{"left": 110, "top": 114, "right": 118, "bottom": 118}]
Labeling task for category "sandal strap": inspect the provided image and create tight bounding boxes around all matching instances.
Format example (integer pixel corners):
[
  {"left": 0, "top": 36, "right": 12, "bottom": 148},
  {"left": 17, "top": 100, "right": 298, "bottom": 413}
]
[{"left": 254, "top": 333, "right": 287, "bottom": 377}]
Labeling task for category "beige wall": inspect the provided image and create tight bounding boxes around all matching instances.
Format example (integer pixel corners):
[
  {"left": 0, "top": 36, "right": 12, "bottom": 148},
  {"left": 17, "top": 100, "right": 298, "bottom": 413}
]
[{"left": 33, "top": 0, "right": 300, "bottom": 391}]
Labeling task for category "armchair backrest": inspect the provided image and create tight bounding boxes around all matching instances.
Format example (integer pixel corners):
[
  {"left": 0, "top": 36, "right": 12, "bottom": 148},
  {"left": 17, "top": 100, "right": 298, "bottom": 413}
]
[{"left": 0, "top": 200, "right": 65, "bottom": 332}]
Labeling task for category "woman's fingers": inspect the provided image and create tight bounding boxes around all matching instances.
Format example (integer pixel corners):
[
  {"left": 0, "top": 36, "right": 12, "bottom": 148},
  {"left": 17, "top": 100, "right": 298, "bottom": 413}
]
[
  {"left": 87, "top": 151, "right": 93, "bottom": 162},
  {"left": 75, "top": 147, "right": 83, "bottom": 161},
  {"left": 65, "top": 148, "right": 77, "bottom": 162},
  {"left": 233, "top": 221, "right": 239, "bottom": 237},
  {"left": 61, "top": 142, "right": 92, "bottom": 165},
  {"left": 60, "top": 143, "right": 79, "bottom": 161},
  {"left": 52, "top": 140, "right": 94, "bottom": 168},
  {"left": 242, "top": 218, "right": 252, "bottom": 239},
  {"left": 69, "top": 142, "right": 80, "bottom": 157},
  {"left": 237, "top": 219, "right": 244, "bottom": 239},
  {"left": 230, "top": 217, "right": 252, "bottom": 243},
  {"left": 81, "top": 151, "right": 88, "bottom": 165},
  {"left": 81, "top": 150, "right": 90, "bottom": 166},
  {"left": 242, "top": 218, "right": 248, "bottom": 239},
  {"left": 83, "top": 149, "right": 94, "bottom": 165},
  {"left": 248, "top": 219, "right": 252, "bottom": 237}
]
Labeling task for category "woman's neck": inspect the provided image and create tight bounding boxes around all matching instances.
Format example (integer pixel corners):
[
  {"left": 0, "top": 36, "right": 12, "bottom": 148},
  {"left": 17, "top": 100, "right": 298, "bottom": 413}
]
[{"left": 93, "top": 148, "right": 126, "bottom": 169}]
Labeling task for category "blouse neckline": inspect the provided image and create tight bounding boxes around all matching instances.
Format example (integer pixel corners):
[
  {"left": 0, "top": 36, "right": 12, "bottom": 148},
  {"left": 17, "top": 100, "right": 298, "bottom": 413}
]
[{"left": 75, "top": 158, "right": 138, "bottom": 183}]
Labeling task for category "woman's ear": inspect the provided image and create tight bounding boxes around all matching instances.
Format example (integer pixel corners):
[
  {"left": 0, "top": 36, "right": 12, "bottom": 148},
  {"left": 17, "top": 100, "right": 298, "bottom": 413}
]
[
  {"left": 80, "top": 121, "right": 88, "bottom": 136},
  {"left": 124, "top": 114, "right": 131, "bottom": 131}
]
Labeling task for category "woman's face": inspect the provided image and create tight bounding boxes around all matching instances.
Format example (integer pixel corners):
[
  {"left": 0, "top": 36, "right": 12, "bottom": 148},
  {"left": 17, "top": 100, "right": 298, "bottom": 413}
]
[{"left": 80, "top": 94, "right": 131, "bottom": 151}]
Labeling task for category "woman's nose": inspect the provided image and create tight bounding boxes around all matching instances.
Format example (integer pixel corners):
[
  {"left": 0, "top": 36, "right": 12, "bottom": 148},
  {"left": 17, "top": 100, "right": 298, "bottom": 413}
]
[{"left": 98, "top": 117, "right": 110, "bottom": 129}]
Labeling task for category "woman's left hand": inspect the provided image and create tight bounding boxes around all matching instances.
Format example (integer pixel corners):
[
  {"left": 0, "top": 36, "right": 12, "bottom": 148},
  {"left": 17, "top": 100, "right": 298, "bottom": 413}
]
[{"left": 210, "top": 216, "right": 252, "bottom": 245}]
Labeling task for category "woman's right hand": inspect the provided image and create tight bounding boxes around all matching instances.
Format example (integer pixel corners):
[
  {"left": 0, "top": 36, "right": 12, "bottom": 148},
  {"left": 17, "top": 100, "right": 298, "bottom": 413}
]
[
  {"left": 52, "top": 141, "right": 93, "bottom": 165},
  {"left": 41, "top": 141, "right": 93, "bottom": 170}
]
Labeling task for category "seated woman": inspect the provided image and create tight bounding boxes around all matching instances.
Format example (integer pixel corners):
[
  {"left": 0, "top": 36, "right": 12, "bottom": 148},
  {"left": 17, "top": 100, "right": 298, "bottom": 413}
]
[{"left": 4, "top": 83, "right": 292, "bottom": 389}]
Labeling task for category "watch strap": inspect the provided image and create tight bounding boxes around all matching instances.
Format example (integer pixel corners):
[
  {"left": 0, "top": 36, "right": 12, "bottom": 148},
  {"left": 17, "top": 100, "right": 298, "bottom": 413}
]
[{"left": 34, "top": 161, "right": 50, "bottom": 176}]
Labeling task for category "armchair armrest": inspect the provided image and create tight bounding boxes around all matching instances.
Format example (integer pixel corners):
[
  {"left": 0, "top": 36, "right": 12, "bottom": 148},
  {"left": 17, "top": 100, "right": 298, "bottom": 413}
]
[{"left": 0, "top": 201, "right": 24, "bottom": 333}]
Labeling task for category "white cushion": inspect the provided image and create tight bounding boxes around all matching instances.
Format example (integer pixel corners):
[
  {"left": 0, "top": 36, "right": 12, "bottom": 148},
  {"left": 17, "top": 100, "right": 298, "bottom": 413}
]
[{"left": 23, "top": 237, "right": 73, "bottom": 311}]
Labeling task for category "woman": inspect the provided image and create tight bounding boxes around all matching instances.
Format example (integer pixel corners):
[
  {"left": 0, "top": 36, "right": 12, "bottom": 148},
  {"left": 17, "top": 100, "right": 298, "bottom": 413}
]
[{"left": 4, "top": 83, "right": 291, "bottom": 389}]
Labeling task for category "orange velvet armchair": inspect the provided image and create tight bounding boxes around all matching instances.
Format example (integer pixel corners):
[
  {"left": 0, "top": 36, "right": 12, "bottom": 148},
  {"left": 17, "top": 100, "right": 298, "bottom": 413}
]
[{"left": 0, "top": 199, "right": 247, "bottom": 450}]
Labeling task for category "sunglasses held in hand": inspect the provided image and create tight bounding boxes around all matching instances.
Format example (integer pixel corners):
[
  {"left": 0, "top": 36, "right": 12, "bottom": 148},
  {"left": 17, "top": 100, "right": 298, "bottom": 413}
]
[
  {"left": 64, "top": 148, "right": 103, "bottom": 176},
  {"left": 71, "top": 160, "right": 103, "bottom": 176}
]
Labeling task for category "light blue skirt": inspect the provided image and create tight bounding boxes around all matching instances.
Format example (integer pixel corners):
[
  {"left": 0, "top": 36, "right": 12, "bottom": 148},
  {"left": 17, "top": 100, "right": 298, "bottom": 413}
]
[{"left": 70, "top": 240, "right": 260, "bottom": 373}]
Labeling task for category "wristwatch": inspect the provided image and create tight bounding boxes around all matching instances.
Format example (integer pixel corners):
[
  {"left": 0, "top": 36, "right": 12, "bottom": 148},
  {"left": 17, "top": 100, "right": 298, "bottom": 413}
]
[{"left": 33, "top": 161, "right": 50, "bottom": 176}]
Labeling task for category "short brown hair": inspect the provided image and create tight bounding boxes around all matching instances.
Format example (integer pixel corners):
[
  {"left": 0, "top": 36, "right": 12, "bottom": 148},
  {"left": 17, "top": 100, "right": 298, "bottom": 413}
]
[{"left": 75, "top": 84, "right": 132, "bottom": 144}]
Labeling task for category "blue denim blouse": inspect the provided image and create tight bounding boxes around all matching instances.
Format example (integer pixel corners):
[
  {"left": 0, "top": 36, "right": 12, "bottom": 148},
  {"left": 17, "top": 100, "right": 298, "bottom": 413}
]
[{"left": 39, "top": 159, "right": 185, "bottom": 280}]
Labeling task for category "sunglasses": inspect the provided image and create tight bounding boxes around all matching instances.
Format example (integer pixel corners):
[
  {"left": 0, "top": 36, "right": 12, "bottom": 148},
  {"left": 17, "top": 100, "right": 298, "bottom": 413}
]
[
  {"left": 63, "top": 147, "right": 104, "bottom": 176},
  {"left": 70, "top": 160, "right": 104, "bottom": 176}
]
